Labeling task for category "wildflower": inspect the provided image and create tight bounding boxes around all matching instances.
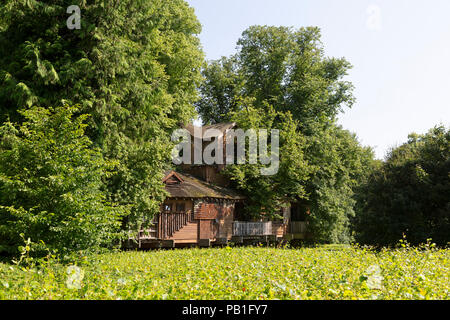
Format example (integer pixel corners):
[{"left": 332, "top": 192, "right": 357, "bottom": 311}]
[
  {"left": 418, "top": 274, "right": 427, "bottom": 281},
  {"left": 403, "top": 292, "right": 413, "bottom": 299},
  {"left": 328, "top": 288, "right": 339, "bottom": 295}
]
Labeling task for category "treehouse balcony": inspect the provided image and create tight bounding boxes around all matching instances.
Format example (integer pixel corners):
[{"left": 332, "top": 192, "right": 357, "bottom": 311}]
[
  {"left": 233, "top": 221, "right": 273, "bottom": 236},
  {"left": 155, "top": 211, "right": 193, "bottom": 240},
  {"left": 285, "top": 221, "right": 309, "bottom": 240},
  {"left": 231, "top": 221, "right": 287, "bottom": 243}
]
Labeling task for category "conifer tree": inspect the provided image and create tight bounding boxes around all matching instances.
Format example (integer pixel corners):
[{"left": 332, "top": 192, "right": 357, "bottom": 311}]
[{"left": 0, "top": 0, "right": 204, "bottom": 229}]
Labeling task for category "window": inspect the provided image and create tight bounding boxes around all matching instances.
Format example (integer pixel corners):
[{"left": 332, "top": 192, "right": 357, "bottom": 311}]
[
  {"left": 164, "top": 204, "right": 172, "bottom": 212},
  {"left": 291, "top": 203, "right": 308, "bottom": 221},
  {"left": 176, "top": 203, "right": 186, "bottom": 212}
]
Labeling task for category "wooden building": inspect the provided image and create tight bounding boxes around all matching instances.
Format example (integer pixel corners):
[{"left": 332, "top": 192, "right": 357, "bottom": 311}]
[
  {"left": 135, "top": 123, "right": 309, "bottom": 248},
  {"left": 137, "top": 170, "right": 245, "bottom": 248}
]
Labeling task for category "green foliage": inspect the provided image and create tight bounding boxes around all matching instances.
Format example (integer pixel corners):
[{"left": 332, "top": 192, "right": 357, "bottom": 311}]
[
  {"left": 197, "top": 26, "right": 375, "bottom": 242},
  {"left": 0, "top": 106, "right": 126, "bottom": 259},
  {"left": 197, "top": 26, "right": 354, "bottom": 130},
  {"left": 354, "top": 126, "right": 450, "bottom": 246},
  {"left": 224, "top": 103, "right": 311, "bottom": 218},
  {"left": 0, "top": 0, "right": 204, "bottom": 229},
  {"left": 0, "top": 246, "right": 448, "bottom": 299},
  {"left": 306, "top": 125, "right": 376, "bottom": 243},
  {"left": 196, "top": 56, "right": 243, "bottom": 124}
]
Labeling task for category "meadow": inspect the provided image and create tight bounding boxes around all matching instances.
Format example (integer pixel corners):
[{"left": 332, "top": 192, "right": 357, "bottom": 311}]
[{"left": 0, "top": 244, "right": 448, "bottom": 300}]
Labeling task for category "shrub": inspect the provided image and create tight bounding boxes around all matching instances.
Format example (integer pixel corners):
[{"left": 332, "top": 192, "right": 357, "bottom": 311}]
[
  {"left": 0, "top": 105, "right": 126, "bottom": 259},
  {"left": 354, "top": 126, "right": 450, "bottom": 246}
]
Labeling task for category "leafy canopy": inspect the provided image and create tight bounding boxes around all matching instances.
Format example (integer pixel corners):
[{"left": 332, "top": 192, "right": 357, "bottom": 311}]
[
  {"left": 0, "top": 106, "right": 125, "bottom": 258},
  {"left": 354, "top": 126, "right": 450, "bottom": 246},
  {"left": 224, "top": 102, "right": 311, "bottom": 219},
  {"left": 0, "top": 0, "right": 205, "bottom": 229},
  {"left": 197, "top": 26, "right": 354, "bottom": 132},
  {"left": 197, "top": 26, "right": 374, "bottom": 242}
]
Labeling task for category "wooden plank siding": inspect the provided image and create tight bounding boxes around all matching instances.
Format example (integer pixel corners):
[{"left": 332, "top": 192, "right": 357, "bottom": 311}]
[
  {"left": 272, "top": 221, "right": 287, "bottom": 237},
  {"left": 290, "top": 221, "right": 307, "bottom": 234}
]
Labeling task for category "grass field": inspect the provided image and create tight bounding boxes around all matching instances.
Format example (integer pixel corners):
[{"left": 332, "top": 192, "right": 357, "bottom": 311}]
[{"left": 0, "top": 245, "right": 448, "bottom": 300}]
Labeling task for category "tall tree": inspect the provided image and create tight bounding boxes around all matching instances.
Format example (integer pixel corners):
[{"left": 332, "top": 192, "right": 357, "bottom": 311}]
[
  {"left": 0, "top": 0, "right": 204, "bottom": 229},
  {"left": 224, "top": 102, "right": 311, "bottom": 219},
  {"left": 197, "top": 26, "right": 354, "bottom": 131},
  {"left": 197, "top": 26, "right": 374, "bottom": 243},
  {"left": 305, "top": 125, "right": 375, "bottom": 243},
  {"left": 354, "top": 126, "right": 450, "bottom": 246}
]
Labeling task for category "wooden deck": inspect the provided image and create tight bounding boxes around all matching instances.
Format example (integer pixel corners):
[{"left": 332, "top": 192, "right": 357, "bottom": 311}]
[
  {"left": 233, "top": 221, "right": 272, "bottom": 236},
  {"left": 135, "top": 216, "right": 302, "bottom": 249},
  {"left": 231, "top": 221, "right": 288, "bottom": 244}
]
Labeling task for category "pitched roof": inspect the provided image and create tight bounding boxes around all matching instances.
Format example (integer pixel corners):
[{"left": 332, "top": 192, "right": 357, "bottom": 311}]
[
  {"left": 163, "top": 171, "right": 184, "bottom": 184},
  {"left": 183, "top": 123, "right": 237, "bottom": 139},
  {"left": 163, "top": 170, "right": 244, "bottom": 200}
]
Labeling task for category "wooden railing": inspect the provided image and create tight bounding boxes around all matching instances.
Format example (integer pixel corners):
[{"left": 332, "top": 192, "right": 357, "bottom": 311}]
[
  {"left": 272, "top": 221, "right": 288, "bottom": 237},
  {"left": 157, "top": 211, "right": 191, "bottom": 240},
  {"left": 233, "top": 221, "right": 272, "bottom": 236},
  {"left": 290, "top": 221, "right": 307, "bottom": 234}
]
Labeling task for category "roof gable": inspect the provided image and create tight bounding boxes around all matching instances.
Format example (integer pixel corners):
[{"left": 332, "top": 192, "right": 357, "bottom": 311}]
[{"left": 163, "top": 171, "right": 184, "bottom": 185}]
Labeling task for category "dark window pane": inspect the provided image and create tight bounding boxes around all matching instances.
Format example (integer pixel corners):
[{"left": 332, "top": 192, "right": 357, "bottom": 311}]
[
  {"left": 291, "top": 203, "right": 308, "bottom": 221},
  {"left": 176, "top": 203, "right": 185, "bottom": 212}
]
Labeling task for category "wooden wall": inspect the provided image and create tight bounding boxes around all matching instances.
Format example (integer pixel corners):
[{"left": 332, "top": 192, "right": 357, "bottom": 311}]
[
  {"left": 163, "top": 199, "right": 193, "bottom": 214},
  {"left": 194, "top": 201, "right": 235, "bottom": 240},
  {"left": 160, "top": 198, "right": 236, "bottom": 243}
]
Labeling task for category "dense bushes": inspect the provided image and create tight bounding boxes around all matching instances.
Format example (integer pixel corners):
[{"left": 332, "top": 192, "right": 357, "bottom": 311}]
[
  {"left": 0, "top": 106, "right": 126, "bottom": 258},
  {"left": 1, "top": 246, "right": 448, "bottom": 299},
  {"left": 354, "top": 126, "right": 450, "bottom": 246}
]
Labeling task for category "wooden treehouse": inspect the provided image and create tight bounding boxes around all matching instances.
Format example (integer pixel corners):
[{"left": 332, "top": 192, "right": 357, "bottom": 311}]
[
  {"left": 137, "top": 170, "right": 245, "bottom": 248},
  {"left": 133, "top": 123, "right": 310, "bottom": 249}
]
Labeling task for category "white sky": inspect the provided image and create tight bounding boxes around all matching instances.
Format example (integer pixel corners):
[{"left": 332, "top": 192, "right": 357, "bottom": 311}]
[{"left": 187, "top": 0, "right": 450, "bottom": 159}]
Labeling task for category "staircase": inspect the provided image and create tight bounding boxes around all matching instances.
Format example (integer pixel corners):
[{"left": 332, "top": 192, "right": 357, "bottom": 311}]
[
  {"left": 138, "top": 228, "right": 158, "bottom": 240},
  {"left": 168, "top": 222, "right": 198, "bottom": 243},
  {"left": 156, "top": 211, "right": 193, "bottom": 239},
  {"left": 137, "top": 211, "right": 198, "bottom": 245}
]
